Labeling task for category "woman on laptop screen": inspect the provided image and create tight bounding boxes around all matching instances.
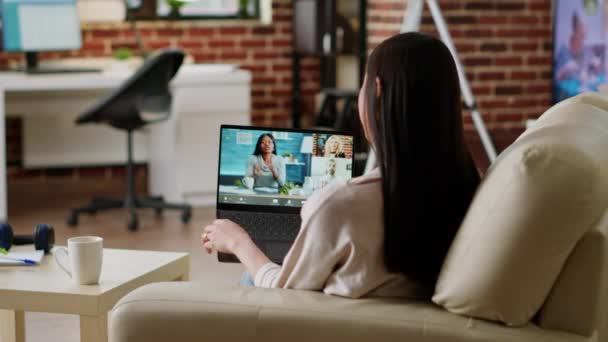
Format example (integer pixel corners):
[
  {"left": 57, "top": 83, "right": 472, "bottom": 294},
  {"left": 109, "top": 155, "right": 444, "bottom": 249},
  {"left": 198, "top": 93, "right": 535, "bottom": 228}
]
[
  {"left": 246, "top": 133, "right": 286, "bottom": 189},
  {"left": 323, "top": 135, "right": 346, "bottom": 158},
  {"left": 202, "top": 32, "right": 480, "bottom": 298}
]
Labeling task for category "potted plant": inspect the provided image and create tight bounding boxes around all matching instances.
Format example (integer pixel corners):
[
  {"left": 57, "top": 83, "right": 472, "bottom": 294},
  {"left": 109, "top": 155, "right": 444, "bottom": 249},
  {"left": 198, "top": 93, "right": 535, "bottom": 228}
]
[
  {"left": 238, "top": 0, "right": 249, "bottom": 18},
  {"left": 166, "top": 0, "right": 186, "bottom": 19}
]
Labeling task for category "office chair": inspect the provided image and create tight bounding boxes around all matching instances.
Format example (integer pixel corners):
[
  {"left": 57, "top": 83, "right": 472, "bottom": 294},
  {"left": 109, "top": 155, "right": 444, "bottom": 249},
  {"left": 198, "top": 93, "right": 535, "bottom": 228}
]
[{"left": 67, "top": 48, "right": 192, "bottom": 231}]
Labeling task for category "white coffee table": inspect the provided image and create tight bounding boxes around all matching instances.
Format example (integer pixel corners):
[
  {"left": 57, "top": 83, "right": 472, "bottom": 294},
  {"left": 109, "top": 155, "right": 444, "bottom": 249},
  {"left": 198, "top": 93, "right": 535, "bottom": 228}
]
[{"left": 0, "top": 246, "right": 189, "bottom": 342}]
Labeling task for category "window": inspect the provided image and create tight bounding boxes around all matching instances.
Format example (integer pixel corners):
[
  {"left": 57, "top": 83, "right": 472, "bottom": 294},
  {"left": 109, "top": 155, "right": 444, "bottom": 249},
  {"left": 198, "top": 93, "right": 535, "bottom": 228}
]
[{"left": 154, "top": 0, "right": 260, "bottom": 19}]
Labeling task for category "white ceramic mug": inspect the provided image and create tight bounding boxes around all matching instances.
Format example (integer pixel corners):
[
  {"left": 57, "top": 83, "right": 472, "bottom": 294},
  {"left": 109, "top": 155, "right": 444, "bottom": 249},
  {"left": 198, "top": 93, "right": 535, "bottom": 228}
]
[
  {"left": 54, "top": 236, "right": 103, "bottom": 285},
  {"left": 242, "top": 176, "right": 254, "bottom": 189}
]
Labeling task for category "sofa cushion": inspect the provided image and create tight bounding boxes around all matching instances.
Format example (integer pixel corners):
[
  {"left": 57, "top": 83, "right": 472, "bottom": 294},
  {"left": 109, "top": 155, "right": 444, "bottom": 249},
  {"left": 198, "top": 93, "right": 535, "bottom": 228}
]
[
  {"left": 537, "top": 213, "right": 608, "bottom": 337},
  {"left": 110, "top": 282, "right": 588, "bottom": 342},
  {"left": 432, "top": 93, "right": 608, "bottom": 326}
]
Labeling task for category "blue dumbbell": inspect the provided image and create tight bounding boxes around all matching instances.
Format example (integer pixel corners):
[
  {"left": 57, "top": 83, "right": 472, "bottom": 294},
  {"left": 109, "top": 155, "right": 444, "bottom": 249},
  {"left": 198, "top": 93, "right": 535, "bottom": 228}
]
[{"left": 0, "top": 223, "right": 55, "bottom": 253}]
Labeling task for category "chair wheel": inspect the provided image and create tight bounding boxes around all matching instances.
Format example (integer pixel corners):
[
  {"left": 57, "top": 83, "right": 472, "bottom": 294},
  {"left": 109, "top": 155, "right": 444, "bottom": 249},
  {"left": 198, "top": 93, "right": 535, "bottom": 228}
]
[
  {"left": 181, "top": 207, "right": 192, "bottom": 224},
  {"left": 67, "top": 213, "right": 78, "bottom": 227},
  {"left": 128, "top": 214, "right": 138, "bottom": 232}
]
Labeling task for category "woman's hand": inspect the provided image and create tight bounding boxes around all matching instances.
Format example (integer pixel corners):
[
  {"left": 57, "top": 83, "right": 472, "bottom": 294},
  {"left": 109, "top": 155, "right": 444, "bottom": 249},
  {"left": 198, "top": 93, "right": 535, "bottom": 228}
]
[
  {"left": 201, "top": 219, "right": 252, "bottom": 254},
  {"left": 264, "top": 160, "right": 279, "bottom": 179}
]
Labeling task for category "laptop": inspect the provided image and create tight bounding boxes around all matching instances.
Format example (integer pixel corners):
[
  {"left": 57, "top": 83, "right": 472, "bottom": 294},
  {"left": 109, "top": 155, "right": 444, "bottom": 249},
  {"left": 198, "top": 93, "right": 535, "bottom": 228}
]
[{"left": 216, "top": 125, "right": 355, "bottom": 263}]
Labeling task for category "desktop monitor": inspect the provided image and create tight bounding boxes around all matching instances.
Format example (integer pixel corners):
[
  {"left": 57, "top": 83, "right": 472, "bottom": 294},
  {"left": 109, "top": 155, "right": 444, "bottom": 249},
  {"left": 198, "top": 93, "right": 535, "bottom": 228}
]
[{"left": 1, "top": 0, "right": 82, "bottom": 71}]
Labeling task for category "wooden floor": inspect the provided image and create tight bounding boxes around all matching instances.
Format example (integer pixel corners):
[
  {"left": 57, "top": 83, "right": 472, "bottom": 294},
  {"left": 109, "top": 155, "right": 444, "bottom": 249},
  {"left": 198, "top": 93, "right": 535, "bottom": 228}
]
[{"left": 6, "top": 178, "right": 245, "bottom": 342}]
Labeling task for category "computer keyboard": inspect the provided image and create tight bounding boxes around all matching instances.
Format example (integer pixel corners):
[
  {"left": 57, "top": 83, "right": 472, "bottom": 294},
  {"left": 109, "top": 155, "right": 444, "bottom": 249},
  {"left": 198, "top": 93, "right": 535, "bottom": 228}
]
[{"left": 217, "top": 210, "right": 300, "bottom": 242}]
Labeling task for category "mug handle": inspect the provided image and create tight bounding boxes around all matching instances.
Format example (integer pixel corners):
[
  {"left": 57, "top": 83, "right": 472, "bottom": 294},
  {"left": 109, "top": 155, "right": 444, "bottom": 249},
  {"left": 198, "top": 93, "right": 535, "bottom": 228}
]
[{"left": 54, "top": 247, "right": 71, "bottom": 277}]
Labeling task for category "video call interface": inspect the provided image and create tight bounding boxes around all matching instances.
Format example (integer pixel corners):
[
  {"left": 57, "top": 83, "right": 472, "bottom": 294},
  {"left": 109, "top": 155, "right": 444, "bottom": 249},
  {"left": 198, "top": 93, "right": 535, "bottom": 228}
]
[{"left": 218, "top": 127, "right": 354, "bottom": 207}]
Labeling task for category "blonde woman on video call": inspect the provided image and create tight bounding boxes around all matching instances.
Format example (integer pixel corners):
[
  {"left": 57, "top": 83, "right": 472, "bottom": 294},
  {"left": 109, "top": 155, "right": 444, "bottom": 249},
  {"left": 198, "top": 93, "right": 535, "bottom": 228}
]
[
  {"left": 324, "top": 135, "right": 346, "bottom": 158},
  {"left": 201, "top": 32, "right": 480, "bottom": 299}
]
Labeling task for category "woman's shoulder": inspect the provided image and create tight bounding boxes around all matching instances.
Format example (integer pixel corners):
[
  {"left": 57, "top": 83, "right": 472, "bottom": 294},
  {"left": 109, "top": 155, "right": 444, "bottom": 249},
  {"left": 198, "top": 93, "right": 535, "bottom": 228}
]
[
  {"left": 247, "top": 155, "right": 258, "bottom": 161},
  {"left": 301, "top": 171, "right": 382, "bottom": 221},
  {"left": 348, "top": 167, "right": 381, "bottom": 185}
]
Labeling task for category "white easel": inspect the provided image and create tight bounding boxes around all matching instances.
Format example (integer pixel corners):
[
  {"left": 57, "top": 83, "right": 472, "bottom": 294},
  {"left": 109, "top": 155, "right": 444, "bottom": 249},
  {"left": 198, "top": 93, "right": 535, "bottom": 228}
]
[{"left": 365, "top": 0, "right": 497, "bottom": 174}]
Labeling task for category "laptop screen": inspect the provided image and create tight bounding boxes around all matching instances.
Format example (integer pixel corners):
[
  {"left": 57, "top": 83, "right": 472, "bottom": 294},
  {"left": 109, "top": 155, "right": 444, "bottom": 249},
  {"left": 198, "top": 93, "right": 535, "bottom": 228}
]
[{"left": 217, "top": 125, "right": 354, "bottom": 209}]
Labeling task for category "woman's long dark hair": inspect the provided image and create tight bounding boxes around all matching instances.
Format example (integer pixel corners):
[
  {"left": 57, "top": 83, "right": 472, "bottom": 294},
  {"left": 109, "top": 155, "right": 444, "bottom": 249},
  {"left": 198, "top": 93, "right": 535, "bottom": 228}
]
[
  {"left": 253, "top": 133, "right": 277, "bottom": 156},
  {"left": 365, "top": 32, "right": 480, "bottom": 287}
]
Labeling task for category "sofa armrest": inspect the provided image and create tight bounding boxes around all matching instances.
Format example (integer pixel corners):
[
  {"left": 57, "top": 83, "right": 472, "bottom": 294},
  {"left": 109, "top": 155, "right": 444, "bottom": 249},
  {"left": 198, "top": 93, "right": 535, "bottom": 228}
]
[{"left": 109, "top": 282, "right": 588, "bottom": 342}]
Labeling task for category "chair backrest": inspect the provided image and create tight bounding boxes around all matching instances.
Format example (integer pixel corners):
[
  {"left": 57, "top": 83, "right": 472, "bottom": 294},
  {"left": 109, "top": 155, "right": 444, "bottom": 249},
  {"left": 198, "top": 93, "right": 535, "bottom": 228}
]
[{"left": 76, "top": 48, "right": 185, "bottom": 130}]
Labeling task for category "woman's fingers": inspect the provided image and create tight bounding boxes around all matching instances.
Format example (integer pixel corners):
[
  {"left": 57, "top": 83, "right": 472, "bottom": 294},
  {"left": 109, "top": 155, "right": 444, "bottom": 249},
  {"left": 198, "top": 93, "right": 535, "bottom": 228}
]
[{"left": 202, "top": 240, "right": 213, "bottom": 254}]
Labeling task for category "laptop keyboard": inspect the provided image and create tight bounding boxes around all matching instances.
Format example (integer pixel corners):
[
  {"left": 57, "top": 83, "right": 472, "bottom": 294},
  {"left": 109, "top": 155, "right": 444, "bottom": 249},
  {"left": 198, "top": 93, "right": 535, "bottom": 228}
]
[{"left": 217, "top": 210, "right": 300, "bottom": 242}]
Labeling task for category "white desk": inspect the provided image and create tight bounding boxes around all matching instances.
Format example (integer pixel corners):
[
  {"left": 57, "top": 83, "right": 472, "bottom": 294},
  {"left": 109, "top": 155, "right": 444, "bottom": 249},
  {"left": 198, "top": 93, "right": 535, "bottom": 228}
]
[{"left": 0, "top": 62, "right": 251, "bottom": 220}]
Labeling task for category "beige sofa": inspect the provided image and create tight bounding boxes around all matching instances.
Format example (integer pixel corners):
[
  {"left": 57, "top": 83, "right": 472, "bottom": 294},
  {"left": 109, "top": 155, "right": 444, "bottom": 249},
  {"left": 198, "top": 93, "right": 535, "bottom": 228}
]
[{"left": 110, "top": 93, "right": 608, "bottom": 342}]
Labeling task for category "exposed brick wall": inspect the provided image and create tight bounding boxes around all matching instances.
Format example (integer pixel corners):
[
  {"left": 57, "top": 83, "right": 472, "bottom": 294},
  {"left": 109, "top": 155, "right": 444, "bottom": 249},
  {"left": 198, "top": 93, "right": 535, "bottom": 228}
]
[
  {"left": 3, "top": 0, "right": 556, "bottom": 176},
  {"left": 367, "top": 0, "right": 552, "bottom": 169},
  {"left": 1, "top": 0, "right": 320, "bottom": 178}
]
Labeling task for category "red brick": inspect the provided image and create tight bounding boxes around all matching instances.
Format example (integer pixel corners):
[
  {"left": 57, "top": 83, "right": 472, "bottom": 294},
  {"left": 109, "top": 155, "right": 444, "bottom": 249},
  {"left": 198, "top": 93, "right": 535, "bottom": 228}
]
[
  {"left": 527, "top": 56, "right": 552, "bottom": 66},
  {"left": 157, "top": 28, "right": 184, "bottom": 37},
  {"left": 510, "top": 16, "right": 539, "bottom": 25},
  {"left": 177, "top": 41, "right": 203, "bottom": 49},
  {"left": 479, "top": 99, "right": 509, "bottom": 109},
  {"left": 465, "top": 2, "right": 495, "bottom": 10},
  {"left": 447, "top": 15, "right": 477, "bottom": 25},
  {"left": 478, "top": 16, "right": 508, "bottom": 25},
  {"left": 147, "top": 41, "right": 172, "bottom": 49},
  {"left": 496, "top": 29, "right": 527, "bottom": 38},
  {"left": 188, "top": 28, "right": 215, "bottom": 36},
  {"left": 478, "top": 71, "right": 506, "bottom": 81},
  {"left": 252, "top": 26, "right": 276, "bottom": 35},
  {"left": 464, "top": 29, "right": 493, "bottom": 38},
  {"left": 497, "top": 2, "right": 526, "bottom": 11},
  {"left": 525, "top": 84, "right": 551, "bottom": 93},
  {"left": 512, "top": 42, "right": 538, "bottom": 52},
  {"left": 455, "top": 43, "right": 477, "bottom": 53},
  {"left": 210, "top": 39, "right": 238, "bottom": 48},
  {"left": 273, "top": 14, "right": 292, "bottom": 22},
  {"left": 240, "top": 63, "right": 267, "bottom": 72},
  {"left": 495, "top": 56, "right": 523, "bottom": 66},
  {"left": 511, "top": 71, "right": 538, "bottom": 81},
  {"left": 272, "top": 63, "right": 292, "bottom": 72},
  {"left": 253, "top": 76, "right": 277, "bottom": 85},
  {"left": 495, "top": 113, "right": 525, "bottom": 122},
  {"left": 480, "top": 43, "right": 508, "bottom": 52},
  {"left": 272, "top": 39, "right": 292, "bottom": 48},
  {"left": 241, "top": 39, "right": 267, "bottom": 48},
  {"left": 253, "top": 51, "right": 281, "bottom": 59},
  {"left": 92, "top": 30, "right": 119, "bottom": 38},
  {"left": 529, "top": 2, "right": 551, "bottom": 11},
  {"left": 495, "top": 85, "right": 523, "bottom": 95},
  {"left": 220, "top": 51, "right": 248, "bottom": 60},
  {"left": 252, "top": 100, "right": 276, "bottom": 109},
  {"left": 192, "top": 53, "right": 218, "bottom": 62},
  {"left": 464, "top": 57, "right": 492, "bottom": 67},
  {"left": 219, "top": 27, "right": 248, "bottom": 35},
  {"left": 472, "top": 85, "right": 493, "bottom": 96}
]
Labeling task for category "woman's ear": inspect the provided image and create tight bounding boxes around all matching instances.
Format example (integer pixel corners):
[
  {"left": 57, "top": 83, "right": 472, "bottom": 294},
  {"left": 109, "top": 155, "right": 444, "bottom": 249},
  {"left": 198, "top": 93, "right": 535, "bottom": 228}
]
[{"left": 375, "top": 77, "right": 382, "bottom": 97}]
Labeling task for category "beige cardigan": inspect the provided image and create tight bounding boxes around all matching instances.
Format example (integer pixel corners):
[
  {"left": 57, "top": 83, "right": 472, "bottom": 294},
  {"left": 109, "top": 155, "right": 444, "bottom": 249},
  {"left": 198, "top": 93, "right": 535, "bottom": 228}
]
[{"left": 254, "top": 168, "right": 427, "bottom": 299}]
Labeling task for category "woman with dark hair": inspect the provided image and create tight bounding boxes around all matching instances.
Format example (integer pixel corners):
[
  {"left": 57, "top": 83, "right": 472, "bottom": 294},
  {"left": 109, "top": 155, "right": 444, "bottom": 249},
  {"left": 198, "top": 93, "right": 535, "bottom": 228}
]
[
  {"left": 202, "top": 32, "right": 480, "bottom": 298},
  {"left": 246, "top": 133, "right": 286, "bottom": 189}
]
